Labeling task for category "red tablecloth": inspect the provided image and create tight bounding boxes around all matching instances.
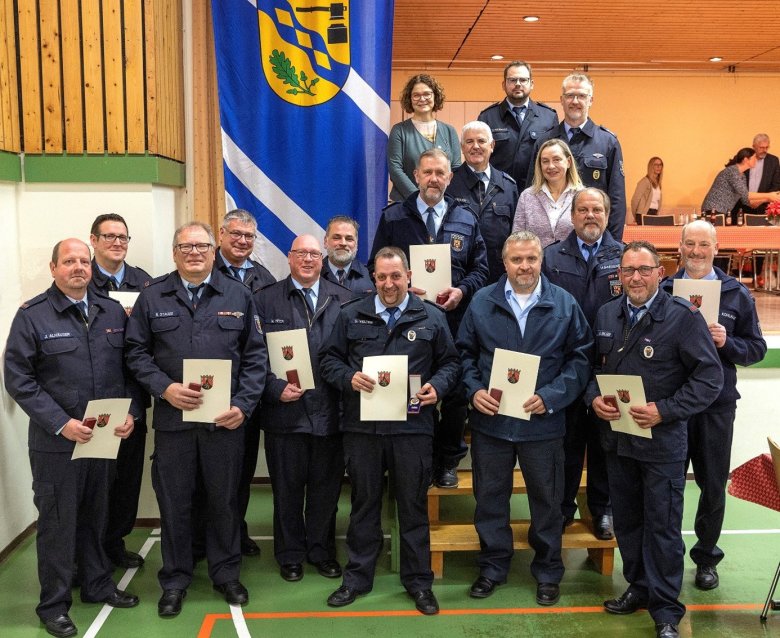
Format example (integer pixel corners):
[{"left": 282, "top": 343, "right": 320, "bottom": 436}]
[{"left": 728, "top": 454, "right": 780, "bottom": 512}]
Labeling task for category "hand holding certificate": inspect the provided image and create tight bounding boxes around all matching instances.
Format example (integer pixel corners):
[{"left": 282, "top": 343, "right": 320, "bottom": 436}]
[
  {"left": 360, "top": 355, "right": 408, "bottom": 421},
  {"left": 266, "top": 328, "right": 315, "bottom": 390},
  {"left": 182, "top": 359, "right": 231, "bottom": 423},
  {"left": 487, "top": 348, "right": 541, "bottom": 421},
  {"left": 71, "top": 398, "right": 132, "bottom": 459},
  {"left": 596, "top": 374, "right": 652, "bottom": 438}
]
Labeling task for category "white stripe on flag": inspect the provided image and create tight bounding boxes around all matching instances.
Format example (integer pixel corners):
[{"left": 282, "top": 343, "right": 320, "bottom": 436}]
[
  {"left": 222, "top": 129, "right": 326, "bottom": 242},
  {"left": 343, "top": 68, "right": 391, "bottom": 135}
]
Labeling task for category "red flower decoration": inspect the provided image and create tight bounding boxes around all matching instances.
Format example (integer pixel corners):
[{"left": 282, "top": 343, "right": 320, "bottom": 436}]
[{"left": 766, "top": 201, "right": 780, "bottom": 219}]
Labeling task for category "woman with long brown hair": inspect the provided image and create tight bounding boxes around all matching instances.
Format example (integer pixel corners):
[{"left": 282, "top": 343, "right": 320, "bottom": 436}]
[{"left": 631, "top": 156, "right": 664, "bottom": 222}]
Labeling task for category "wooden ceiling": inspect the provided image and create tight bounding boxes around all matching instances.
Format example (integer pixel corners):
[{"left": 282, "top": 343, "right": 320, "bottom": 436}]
[{"left": 392, "top": 0, "right": 780, "bottom": 72}]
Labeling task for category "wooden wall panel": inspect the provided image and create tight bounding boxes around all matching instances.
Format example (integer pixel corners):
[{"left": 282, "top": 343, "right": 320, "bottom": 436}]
[
  {"left": 61, "top": 0, "right": 84, "bottom": 153},
  {"left": 102, "top": 0, "right": 125, "bottom": 153},
  {"left": 17, "top": 0, "right": 42, "bottom": 153},
  {"left": 0, "top": 0, "right": 21, "bottom": 152},
  {"left": 39, "top": 0, "right": 62, "bottom": 152},
  {"left": 81, "top": 0, "right": 105, "bottom": 153},
  {"left": 124, "top": 0, "right": 145, "bottom": 153}
]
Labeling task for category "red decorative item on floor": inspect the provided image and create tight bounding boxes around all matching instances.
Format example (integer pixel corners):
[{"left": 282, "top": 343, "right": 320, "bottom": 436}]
[{"left": 728, "top": 453, "right": 780, "bottom": 512}]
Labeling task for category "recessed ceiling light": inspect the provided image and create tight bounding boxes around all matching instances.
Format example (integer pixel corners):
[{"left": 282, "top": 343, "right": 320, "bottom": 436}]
[
  {"left": 709, "top": 56, "right": 722, "bottom": 62},
  {"left": 523, "top": 16, "right": 540, "bottom": 22},
  {"left": 491, "top": 54, "right": 504, "bottom": 60}
]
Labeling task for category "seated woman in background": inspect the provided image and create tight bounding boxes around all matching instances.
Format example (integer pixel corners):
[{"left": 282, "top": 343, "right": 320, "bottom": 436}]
[
  {"left": 387, "top": 74, "right": 461, "bottom": 202},
  {"left": 702, "top": 147, "right": 780, "bottom": 214},
  {"left": 512, "top": 139, "right": 582, "bottom": 247},
  {"left": 630, "top": 156, "right": 663, "bottom": 223}
]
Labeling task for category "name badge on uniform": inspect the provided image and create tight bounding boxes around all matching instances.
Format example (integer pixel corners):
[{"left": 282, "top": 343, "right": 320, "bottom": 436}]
[{"left": 450, "top": 234, "right": 464, "bottom": 252}]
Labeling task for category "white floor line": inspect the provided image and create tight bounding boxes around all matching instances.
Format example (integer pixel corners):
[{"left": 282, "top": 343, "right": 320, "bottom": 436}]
[
  {"left": 683, "top": 528, "right": 780, "bottom": 535},
  {"left": 231, "top": 603, "right": 252, "bottom": 638},
  {"left": 250, "top": 534, "right": 391, "bottom": 540}
]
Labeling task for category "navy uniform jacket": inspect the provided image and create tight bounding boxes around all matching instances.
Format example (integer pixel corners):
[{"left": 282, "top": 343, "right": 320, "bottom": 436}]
[
  {"left": 661, "top": 267, "right": 766, "bottom": 411},
  {"left": 478, "top": 99, "right": 558, "bottom": 188},
  {"left": 320, "top": 257, "right": 375, "bottom": 297},
  {"left": 447, "top": 163, "right": 519, "bottom": 284},
  {"left": 4, "top": 285, "right": 140, "bottom": 453},
  {"left": 255, "top": 276, "right": 353, "bottom": 436},
  {"left": 457, "top": 274, "right": 593, "bottom": 443},
  {"left": 320, "top": 293, "right": 461, "bottom": 437},
  {"left": 214, "top": 248, "right": 276, "bottom": 292},
  {"left": 584, "top": 291, "right": 723, "bottom": 463},
  {"left": 542, "top": 230, "right": 623, "bottom": 328},
  {"left": 124, "top": 269, "right": 267, "bottom": 431},
  {"left": 529, "top": 119, "right": 626, "bottom": 241},
  {"left": 368, "top": 194, "right": 489, "bottom": 328}
]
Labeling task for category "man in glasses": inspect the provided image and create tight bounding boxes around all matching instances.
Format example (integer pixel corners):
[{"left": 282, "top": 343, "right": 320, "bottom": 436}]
[
  {"left": 478, "top": 60, "right": 558, "bottom": 188},
  {"left": 527, "top": 73, "right": 626, "bottom": 241},
  {"left": 585, "top": 241, "right": 723, "bottom": 638},
  {"left": 254, "top": 234, "right": 352, "bottom": 583},
  {"left": 212, "top": 209, "right": 275, "bottom": 557},
  {"left": 125, "top": 222, "right": 267, "bottom": 617},
  {"left": 88, "top": 213, "right": 152, "bottom": 571}
]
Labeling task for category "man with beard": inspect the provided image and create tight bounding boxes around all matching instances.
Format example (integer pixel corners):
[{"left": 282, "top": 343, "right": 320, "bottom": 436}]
[
  {"left": 542, "top": 188, "right": 623, "bottom": 540},
  {"left": 320, "top": 216, "right": 375, "bottom": 296},
  {"left": 447, "top": 121, "right": 519, "bottom": 283},
  {"left": 586, "top": 241, "right": 723, "bottom": 638},
  {"left": 661, "top": 221, "right": 765, "bottom": 590},
  {"left": 731, "top": 133, "right": 780, "bottom": 220},
  {"left": 369, "top": 148, "right": 488, "bottom": 488}
]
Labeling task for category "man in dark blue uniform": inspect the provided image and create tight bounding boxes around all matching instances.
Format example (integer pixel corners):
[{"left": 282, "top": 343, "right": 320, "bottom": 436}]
[
  {"left": 88, "top": 213, "right": 152, "bottom": 570},
  {"left": 125, "top": 222, "right": 267, "bottom": 617},
  {"left": 661, "top": 221, "right": 766, "bottom": 590},
  {"left": 321, "top": 216, "right": 375, "bottom": 296},
  {"left": 369, "top": 148, "right": 489, "bottom": 487},
  {"left": 528, "top": 73, "right": 626, "bottom": 241},
  {"left": 5, "top": 238, "right": 140, "bottom": 638},
  {"left": 458, "top": 231, "right": 592, "bottom": 606},
  {"left": 477, "top": 60, "right": 558, "bottom": 188},
  {"left": 255, "top": 234, "right": 353, "bottom": 583},
  {"left": 586, "top": 241, "right": 723, "bottom": 638},
  {"left": 213, "top": 209, "right": 275, "bottom": 557},
  {"left": 447, "top": 120, "right": 519, "bottom": 284},
  {"left": 542, "top": 188, "right": 623, "bottom": 540},
  {"left": 321, "top": 246, "right": 461, "bottom": 615}
]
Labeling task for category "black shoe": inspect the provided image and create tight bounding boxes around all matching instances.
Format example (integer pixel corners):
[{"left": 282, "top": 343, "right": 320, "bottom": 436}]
[
  {"left": 214, "top": 580, "right": 249, "bottom": 606},
  {"left": 433, "top": 467, "right": 458, "bottom": 489},
  {"left": 327, "top": 585, "right": 367, "bottom": 607},
  {"left": 82, "top": 588, "right": 139, "bottom": 608},
  {"left": 536, "top": 582, "right": 560, "bottom": 606},
  {"left": 409, "top": 589, "right": 439, "bottom": 615},
  {"left": 43, "top": 614, "right": 77, "bottom": 638},
  {"left": 594, "top": 514, "right": 614, "bottom": 540},
  {"left": 469, "top": 575, "right": 503, "bottom": 598},
  {"left": 312, "top": 559, "right": 342, "bottom": 578},
  {"left": 280, "top": 563, "right": 304, "bottom": 581},
  {"left": 656, "top": 623, "right": 679, "bottom": 638},
  {"left": 695, "top": 565, "right": 719, "bottom": 590},
  {"left": 109, "top": 549, "right": 145, "bottom": 569},
  {"left": 604, "top": 590, "right": 647, "bottom": 615},
  {"left": 241, "top": 537, "right": 260, "bottom": 556},
  {"left": 158, "top": 589, "right": 186, "bottom": 617}
]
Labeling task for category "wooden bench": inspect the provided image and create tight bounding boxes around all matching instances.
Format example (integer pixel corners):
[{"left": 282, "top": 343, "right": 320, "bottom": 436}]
[{"left": 426, "top": 468, "right": 617, "bottom": 578}]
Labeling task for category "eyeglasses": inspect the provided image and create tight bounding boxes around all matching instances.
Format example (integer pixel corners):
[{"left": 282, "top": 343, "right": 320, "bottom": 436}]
[
  {"left": 411, "top": 91, "right": 434, "bottom": 102},
  {"left": 226, "top": 230, "right": 255, "bottom": 242},
  {"left": 290, "top": 250, "right": 322, "bottom": 261},
  {"left": 98, "top": 233, "right": 131, "bottom": 244},
  {"left": 506, "top": 77, "right": 531, "bottom": 85},
  {"left": 176, "top": 243, "right": 213, "bottom": 254},
  {"left": 620, "top": 265, "right": 659, "bottom": 277},
  {"left": 562, "top": 92, "right": 591, "bottom": 102}
]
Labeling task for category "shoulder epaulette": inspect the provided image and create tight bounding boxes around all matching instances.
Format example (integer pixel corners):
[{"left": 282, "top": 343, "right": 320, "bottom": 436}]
[
  {"left": 478, "top": 101, "right": 502, "bottom": 114},
  {"left": 598, "top": 125, "right": 618, "bottom": 138},
  {"left": 534, "top": 101, "right": 557, "bottom": 113},
  {"left": 146, "top": 274, "right": 169, "bottom": 287},
  {"left": 502, "top": 172, "right": 517, "bottom": 185},
  {"left": 20, "top": 291, "right": 47, "bottom": 309}
]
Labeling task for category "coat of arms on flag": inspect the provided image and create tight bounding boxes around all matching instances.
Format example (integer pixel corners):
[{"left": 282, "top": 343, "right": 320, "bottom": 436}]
[
  {"left": 507, "top": 368, "right": 520, "bottom": 384},
  {"left": 378, "top": 371, "right": 391, "bottom": 387},
  {"left": 96, "top": 414, "right": 110, "bottom": 428},
  {"left": 617, "top": 389, "right": 631, "bottom": 403},
  {"left": 282, "top": 345, "right": 294, "bottom": 360},
  {"left": 424, "top": 259, "right": 436, "bottom": 273},
  {"left": 201, "top": 375, "right": 215, "bottom": 390}
]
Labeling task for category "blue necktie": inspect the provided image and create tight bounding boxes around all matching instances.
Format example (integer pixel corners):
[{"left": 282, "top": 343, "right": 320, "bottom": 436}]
[
  {"left": 512, "top": 105, "right": 526, "bottom": 125},
  {"left": 107, "top": 276, "right": 119, "bottom": 290},
  {"left": 568, "top": 126, "right": 581, "bottom": 141},
  {"left": 629, "top": 305, "right": 646, "bottom": 327},
  {"left": 229, "top": 265, "right": 243, "bottom": 281},
  {"left": 386, "top": 306, "right": 400, "bottom": 330},
  {"left": 584, "top": 243, "right": 597, "bottom": 268},
  {"left": 425, "top": 207, "right": 437, "bottom": 243},
  {"left": 302, "top": 288, "right": 315, "bottom": 314},
  {"left": 475, "top": 171, "right": 487, "bottom": 201},
  {"left": 74, "top": 300, "right": 88, "bottom": 323},
  {"left": 188, "top": 283, "right": 204, "bottom": 308},
  {"left": 337, "top": 269, "right": 346, "bottom": 285}
]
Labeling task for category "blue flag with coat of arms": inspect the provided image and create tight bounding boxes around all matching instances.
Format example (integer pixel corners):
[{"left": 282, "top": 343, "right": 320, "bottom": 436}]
[{"left": 211, "top": 0, "right": 394, "bottom": 277}]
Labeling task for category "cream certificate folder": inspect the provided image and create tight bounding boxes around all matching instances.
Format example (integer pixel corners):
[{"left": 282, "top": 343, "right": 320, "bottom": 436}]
[
  {"left": 71, "top": 398, "right": 131, "bottom": 460},
  {"left": 596, "top": 374, "right": 652, "bottom": 439},
  {"left": 108, "top": 291, "right": 140, "bottom": 316},
  {"left": 360, "top": 355, "right": 408, "bottom": 421},
  {"left": 672, "top": 278, "right": 721, "bottom": 325},
  {"left": 266, "top": 328, "right": 315, "bottom": 391},
  {"left": 182, "top": 359, "right": 231, "bottom": 423},
  {"left": 409, "top": 244, "right": 451, "bottom": 302},
  {"left": 487, "top": 348, "right": 541, "bottom": 421}
]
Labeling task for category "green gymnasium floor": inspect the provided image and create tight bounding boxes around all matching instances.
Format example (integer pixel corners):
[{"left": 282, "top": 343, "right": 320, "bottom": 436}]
[{"left": 1, "top": 482, "right": 778, "bottom": 637}]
